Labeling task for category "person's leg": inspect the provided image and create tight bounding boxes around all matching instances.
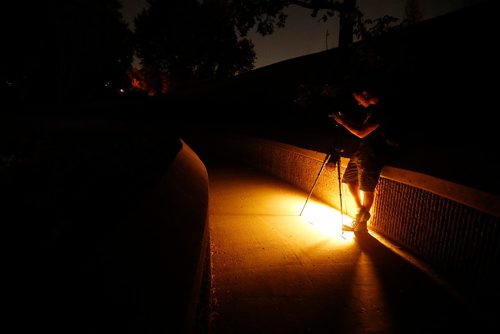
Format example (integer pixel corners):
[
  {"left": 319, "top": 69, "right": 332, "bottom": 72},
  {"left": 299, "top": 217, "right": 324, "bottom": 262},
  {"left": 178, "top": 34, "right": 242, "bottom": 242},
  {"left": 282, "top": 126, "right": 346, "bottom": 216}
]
[
  {"left": 341, "top": 158, "right": 369, "bottom": 231},
  {"left": 342, "top": 159, "right": 361, "bottom": 211},
  {"left": 355, "top": 172, "right": 380, "bottom": 231},
  {"left": 353, "top": 190, "right": 374, "bottom": 231},
  {"left": 347, "top": 183, "right": 362, "bottom": 211},
  {"left": 343, "top": 183, "right": 370, "bottom": 231},
  {"left": 361, "top": 191, "right": 374, "bottom": 213},
  {"left": 342, "top": 158, "right": 363, "bottom": 231}
]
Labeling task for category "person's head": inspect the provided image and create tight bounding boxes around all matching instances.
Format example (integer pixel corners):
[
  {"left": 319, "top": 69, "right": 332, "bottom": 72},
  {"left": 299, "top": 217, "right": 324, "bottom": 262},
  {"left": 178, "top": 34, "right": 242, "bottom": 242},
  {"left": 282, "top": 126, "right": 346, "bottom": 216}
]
[{"left": 352, "top": 90, "right": 380, "bottom": 108}]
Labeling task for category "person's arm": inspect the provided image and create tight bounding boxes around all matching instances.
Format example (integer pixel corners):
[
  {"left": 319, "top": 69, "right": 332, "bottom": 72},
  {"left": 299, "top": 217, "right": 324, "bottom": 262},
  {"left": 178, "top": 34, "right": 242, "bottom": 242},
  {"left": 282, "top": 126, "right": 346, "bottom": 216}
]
[{"left": 329, "top": 114, "right": 379, "bottom": 139}]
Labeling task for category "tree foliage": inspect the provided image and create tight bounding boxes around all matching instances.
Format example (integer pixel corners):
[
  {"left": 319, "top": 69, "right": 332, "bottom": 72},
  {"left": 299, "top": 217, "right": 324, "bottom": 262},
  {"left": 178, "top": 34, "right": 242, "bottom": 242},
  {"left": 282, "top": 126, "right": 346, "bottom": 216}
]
[
  {"left": 227, "top": 1, "right": 400, "bottom": 44},
  {"left": 133, "top": 0, "right": 375, "bottom": 93},
  {"left": 1, "top": 0, "right": 134, "bottom": 104},
  {"left": 0, "top": 0, "right": 403, "bottom": 102},
  {"left": 134, "top": 0, "right": 256, "bottom": 93},
  {"left": 227, "top": 0, "right": 346, "bottom": 37}
]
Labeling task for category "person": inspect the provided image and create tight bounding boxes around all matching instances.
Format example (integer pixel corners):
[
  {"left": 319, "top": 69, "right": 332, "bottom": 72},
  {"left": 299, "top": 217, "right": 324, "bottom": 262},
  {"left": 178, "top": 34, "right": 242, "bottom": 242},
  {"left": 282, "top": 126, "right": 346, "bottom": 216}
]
[{"left": 329, "top": 84, "right": 396, "bottom": 233}]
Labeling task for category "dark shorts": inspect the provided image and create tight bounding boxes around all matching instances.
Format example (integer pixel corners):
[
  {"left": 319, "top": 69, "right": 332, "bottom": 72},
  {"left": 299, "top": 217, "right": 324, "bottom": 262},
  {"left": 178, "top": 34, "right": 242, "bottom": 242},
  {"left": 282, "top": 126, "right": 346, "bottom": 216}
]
[{"left": 341, "top": 150, "right": 384, "bottom": 192}]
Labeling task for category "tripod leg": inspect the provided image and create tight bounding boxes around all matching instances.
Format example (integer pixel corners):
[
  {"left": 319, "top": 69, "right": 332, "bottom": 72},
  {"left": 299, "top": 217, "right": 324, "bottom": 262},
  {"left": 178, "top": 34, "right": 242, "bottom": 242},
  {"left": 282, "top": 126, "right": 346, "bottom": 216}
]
[
  {"left": 300, "top": 152, "right": 331, "bottom": 216},
  {"left": 336, "top": 155, "right": 344, "bottom": 233}
]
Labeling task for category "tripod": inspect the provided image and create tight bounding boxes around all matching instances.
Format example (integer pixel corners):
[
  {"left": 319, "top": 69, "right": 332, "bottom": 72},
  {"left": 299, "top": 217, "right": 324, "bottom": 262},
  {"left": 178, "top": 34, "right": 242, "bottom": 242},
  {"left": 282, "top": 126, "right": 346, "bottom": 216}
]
[{"left": 299, "top": 145, "right": 344, "bottom": 228}]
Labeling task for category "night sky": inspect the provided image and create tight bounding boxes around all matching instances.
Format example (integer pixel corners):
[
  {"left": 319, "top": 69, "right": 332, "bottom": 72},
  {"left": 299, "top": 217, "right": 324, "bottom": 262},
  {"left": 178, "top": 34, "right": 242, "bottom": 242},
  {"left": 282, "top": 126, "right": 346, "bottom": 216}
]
[{"left": 120, "top": 0, "right": 486, "bottom": 69}]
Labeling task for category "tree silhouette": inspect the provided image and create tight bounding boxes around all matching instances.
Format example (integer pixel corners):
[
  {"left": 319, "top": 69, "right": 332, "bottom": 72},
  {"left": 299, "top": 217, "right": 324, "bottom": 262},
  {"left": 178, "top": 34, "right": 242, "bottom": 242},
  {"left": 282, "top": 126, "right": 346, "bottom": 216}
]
[
  {"left": 130, "top": 1, "right": 403, "bottom": 94},
  {"left": 403, "top": 0, "right": 423, "bottom": 26},
  {"left": 134, "top": 0, "right": 255, "bottom": 93},
  {"left": 226, "top": 0, "right": 356, "bottom": 48},
  {"left": 228, "top": 1, "right": 401, "bottom": 47},
  {"left": 1, "top": 0, "right": 134, "bottom": 105}
]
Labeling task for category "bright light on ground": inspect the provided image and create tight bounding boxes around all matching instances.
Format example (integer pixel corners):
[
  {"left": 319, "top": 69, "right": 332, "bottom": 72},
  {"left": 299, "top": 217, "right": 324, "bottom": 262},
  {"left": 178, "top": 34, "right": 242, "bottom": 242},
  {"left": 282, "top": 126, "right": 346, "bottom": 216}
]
[{"left": 300, "top": 198, "right": 355, "bottom": 241}]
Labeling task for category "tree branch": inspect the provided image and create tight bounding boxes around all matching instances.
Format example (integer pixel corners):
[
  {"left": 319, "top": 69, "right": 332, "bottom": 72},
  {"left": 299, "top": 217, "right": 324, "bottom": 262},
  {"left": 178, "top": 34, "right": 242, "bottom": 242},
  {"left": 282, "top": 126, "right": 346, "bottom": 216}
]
[{"left": 290, "top": 0, "right": 344, "bottom": 12}]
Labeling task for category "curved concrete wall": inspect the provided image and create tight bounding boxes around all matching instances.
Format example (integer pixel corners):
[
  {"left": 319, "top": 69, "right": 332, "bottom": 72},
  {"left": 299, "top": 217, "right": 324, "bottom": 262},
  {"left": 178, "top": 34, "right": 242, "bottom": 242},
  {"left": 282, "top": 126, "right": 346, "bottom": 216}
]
[
  {"left": 154, "top": 142, "right": 210, "bottom": 333},
  {"left": 3, "top": 120, "right": 210, "bottom": 334},
  {"left": 137, "top": 139, "right": 210, "bottom": 333}
]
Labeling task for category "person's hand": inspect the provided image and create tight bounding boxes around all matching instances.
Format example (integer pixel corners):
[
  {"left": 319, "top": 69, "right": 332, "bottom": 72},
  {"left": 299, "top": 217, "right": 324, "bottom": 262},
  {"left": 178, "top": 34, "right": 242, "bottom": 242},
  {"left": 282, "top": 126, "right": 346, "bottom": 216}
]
[{"left": 328, "top": 113, "right": 343, "bottom": 125}]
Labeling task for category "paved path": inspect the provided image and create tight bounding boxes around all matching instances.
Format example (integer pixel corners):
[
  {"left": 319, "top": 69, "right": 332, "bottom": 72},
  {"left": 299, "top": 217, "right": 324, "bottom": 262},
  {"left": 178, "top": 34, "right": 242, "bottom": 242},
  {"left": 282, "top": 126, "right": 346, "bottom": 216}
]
[{"left": 205, "top": 158, "right": 480, "bottom": 334}]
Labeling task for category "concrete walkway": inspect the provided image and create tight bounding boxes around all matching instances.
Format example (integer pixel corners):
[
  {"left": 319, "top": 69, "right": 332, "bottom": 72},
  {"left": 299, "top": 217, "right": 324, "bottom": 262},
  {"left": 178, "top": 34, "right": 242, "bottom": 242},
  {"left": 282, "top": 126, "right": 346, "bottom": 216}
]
[{"left": 205, "top": 158, "right": 482, "bottom": 334}]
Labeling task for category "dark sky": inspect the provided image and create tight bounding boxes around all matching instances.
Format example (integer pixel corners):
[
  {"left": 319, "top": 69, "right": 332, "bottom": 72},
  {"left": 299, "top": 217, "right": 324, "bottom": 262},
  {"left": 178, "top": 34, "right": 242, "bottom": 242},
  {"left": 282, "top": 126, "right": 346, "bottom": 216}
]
[{"left": 120, "top": 0, "right": 486, "bottom": 69}]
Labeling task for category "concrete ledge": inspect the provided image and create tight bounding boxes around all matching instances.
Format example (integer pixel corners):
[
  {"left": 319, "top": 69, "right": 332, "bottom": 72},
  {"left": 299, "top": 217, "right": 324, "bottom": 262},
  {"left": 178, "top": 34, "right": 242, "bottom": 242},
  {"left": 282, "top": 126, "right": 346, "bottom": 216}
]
[
  {"left": 201, "top": 132, "right": 499, "bottom": 219},
  {"left": 382, "top": 166, "right": 500, "bottom": 219}
]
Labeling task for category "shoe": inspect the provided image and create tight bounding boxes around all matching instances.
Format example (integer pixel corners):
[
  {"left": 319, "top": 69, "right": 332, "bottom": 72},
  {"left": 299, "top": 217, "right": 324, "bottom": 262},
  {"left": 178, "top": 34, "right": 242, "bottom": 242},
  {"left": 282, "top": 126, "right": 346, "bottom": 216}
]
[
  {"left": 342, "top": 220, "right": 368, "bottom": 232},
  {"left": 353, "top": 220, "right": 368, "bottom": 233},
  {"left": 342, "top": 208, "right": 370, "bottom": 232},
  {"left": 357, "top": 208, "right": 371, "bottom": 224},
  {"left": 342, "top": 223, "right": 355, "bottom": 232}
]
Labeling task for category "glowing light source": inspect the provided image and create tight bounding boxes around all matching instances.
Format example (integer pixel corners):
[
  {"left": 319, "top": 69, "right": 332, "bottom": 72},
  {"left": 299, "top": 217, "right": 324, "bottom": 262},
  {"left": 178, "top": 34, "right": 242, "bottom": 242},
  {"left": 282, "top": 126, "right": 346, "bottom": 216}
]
[
  {"left": 300, "top": 198, "right": 355, "bottom": 241},
  {"left": 259, "top": 180, "right": 355, "bottom": 242}
]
